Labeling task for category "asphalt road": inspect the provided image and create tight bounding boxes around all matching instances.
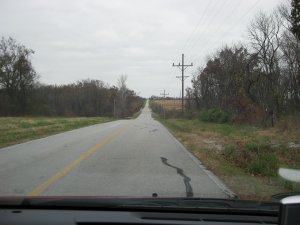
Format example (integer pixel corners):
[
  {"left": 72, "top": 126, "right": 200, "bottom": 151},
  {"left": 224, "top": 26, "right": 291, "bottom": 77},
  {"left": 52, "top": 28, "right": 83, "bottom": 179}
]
[{"left": 0, "top": 101, "right": 234, "bottom": 198}]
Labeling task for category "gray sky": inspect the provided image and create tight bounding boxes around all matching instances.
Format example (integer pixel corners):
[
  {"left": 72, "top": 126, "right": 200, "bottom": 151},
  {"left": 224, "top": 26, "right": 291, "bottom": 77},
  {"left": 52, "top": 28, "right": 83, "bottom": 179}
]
[{"left": 1, "top": 0, "right": 286, "bottom": 97}]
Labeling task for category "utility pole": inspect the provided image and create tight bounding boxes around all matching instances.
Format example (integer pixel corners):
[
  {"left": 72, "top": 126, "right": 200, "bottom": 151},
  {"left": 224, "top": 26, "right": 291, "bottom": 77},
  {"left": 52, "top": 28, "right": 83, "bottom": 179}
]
[
  {"left": 173, "top": 54, "right": 193, "bottom": 113},
  {"left": 160, "top": 89, "right": 169, "bottom": 119},
  {"left": 174, "top": 95, "right": 176, "bottom": 110},
  {"left": 160, "top": 89, "right": 169, "bottom": 99},
  {"left": 113, "top": 98, "right": 116, "bottom": 117}
]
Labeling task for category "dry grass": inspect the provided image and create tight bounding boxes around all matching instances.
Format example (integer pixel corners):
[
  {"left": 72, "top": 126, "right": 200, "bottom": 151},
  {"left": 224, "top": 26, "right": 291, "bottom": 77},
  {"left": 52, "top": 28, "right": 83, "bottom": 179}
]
[
  {"left": 179, "top": 132, "right": 288, "bottom": 200},
  {"left": 155, "top": 116, "right": 300, "bottom": 200},
  {"left": 152, "top": 99, "right": 183, "bottom": 111}
]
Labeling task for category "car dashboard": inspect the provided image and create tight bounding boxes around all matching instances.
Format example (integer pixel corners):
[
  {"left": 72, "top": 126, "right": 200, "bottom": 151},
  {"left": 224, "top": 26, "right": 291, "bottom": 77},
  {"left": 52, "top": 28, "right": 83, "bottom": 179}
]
[
  {"left": 0, "top": 208, "right": 278, "bottom": 225},
  {"left": 1, "top": 196, "right": 300, "bottom": 225}
]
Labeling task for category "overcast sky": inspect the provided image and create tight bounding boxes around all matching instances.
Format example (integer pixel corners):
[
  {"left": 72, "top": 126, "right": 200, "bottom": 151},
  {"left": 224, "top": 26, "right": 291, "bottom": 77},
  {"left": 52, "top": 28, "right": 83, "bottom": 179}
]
[{"left": 1, "top": 0, "right": 286, "bottom": 97}]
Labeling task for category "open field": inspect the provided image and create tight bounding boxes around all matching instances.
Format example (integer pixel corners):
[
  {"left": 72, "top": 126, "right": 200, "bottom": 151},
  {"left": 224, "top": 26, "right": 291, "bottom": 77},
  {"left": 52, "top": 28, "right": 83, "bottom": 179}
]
[
  {"left": 151, "top": 99, "right": 183, "bottom": 111},
  {"left": 153, "top": 114, "right": 300, "bottom": 200},
  {"left": 0, "top": 117, "right": 114, "bottom": 148}
]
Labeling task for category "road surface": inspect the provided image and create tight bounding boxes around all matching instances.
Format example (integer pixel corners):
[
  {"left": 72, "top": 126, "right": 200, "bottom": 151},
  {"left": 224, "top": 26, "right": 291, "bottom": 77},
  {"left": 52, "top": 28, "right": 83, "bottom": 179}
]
[{"left": 0, "top": 101, "right": 234, "bottom": 198}]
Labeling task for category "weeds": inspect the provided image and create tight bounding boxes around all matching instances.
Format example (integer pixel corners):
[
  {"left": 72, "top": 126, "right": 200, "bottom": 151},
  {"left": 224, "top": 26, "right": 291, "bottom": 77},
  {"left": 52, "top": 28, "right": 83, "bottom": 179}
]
[
  {"left": 244, "top": 139, "right": 271, "bottom": 153},
  {"left": 224, "top": 146, "right": 238, "bottom": 159},
  {"left": 154, "top": 113, "right": 300, "bottom": 200},
  {"left": 247, "top": 153, "right": 278, "bottom": 176}
]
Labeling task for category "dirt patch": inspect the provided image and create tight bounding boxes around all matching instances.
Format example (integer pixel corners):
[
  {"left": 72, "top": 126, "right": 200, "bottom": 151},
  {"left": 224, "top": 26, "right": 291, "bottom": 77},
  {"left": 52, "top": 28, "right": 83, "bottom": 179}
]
[
  {"left": 181, "top": 132, "right": 291, "bottom": 200},
  {"left": 288, "top": 142, "right": 300, "bottom": 148}
]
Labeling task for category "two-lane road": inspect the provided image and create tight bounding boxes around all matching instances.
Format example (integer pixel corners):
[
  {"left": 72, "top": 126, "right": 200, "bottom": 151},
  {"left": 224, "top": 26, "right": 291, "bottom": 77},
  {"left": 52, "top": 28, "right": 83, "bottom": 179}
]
[{"left": 0, "top": 101, "right": 233, "bottom": 198}]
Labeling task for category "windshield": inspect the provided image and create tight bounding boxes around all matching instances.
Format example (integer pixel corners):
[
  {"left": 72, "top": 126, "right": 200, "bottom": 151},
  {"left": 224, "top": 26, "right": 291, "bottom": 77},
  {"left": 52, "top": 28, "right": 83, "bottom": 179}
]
[{"left": 0, "top": 0, "right": 299, "bottom": 205}]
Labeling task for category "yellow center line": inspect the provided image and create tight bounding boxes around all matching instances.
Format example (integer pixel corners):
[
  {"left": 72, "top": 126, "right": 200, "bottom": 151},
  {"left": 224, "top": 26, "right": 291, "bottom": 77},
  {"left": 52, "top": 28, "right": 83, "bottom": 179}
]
[{"left": 27, "top": 123, "right": 130, "bottom": 196}]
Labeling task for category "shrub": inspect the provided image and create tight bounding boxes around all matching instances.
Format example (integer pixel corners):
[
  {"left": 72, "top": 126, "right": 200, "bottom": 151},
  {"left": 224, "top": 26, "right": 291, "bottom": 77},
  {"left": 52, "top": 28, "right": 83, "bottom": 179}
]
[
  {"left": 218, "top": 111, "right": 230, "bottom": 123},
  {"left": 183, "top": 111, "right": 196, "bottom": 120},
  {"left": 164, "top": 109, "right": 182, "bottom": 119},
  {"left": 244, "top": 140, "right": 271, "bottom": 153},
  {"left": 224, "top": 146, "right": 238, "bottom": 160},
  {"left": 247, "top": 153, "right": 278, "bottom": 176},
  {"left": 199, "top": 108, "right": 231, "bottom": 123},
  {"left": 199, "top": 110, "right": 210, "bottom": 121}
]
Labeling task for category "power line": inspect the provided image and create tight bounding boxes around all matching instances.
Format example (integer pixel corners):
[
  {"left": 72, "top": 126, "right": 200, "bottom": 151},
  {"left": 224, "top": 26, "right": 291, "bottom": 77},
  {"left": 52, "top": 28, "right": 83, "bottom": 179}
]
[
  {"left": 160, "top": 89, "right": 169, "bottom": 98},
  {"left": 160, "top": 89, "right": 169, "bottom": 119},
  {"left": 168, "top": 1, "right": 262, "bottom": 98},
  {"left": 186, "top": 0, "right": 239, "bottom": 58},
  {"left": 172, "top": 54, "right": 193, "bottom": 113},
  {"left": 184, "top": 0, "right": 229, "bottom": 55},
  {"left": 189, "top": 0, "right": 242, "bottom": 64},
  {"left": 181, "top": 0, "right": 215, "bottom": 53},
  {"left": 190, "top": 0, "right": 261, "bottom": 67},
  {"left": 168, "top": 0, "right": 224, "bottom": 83}
]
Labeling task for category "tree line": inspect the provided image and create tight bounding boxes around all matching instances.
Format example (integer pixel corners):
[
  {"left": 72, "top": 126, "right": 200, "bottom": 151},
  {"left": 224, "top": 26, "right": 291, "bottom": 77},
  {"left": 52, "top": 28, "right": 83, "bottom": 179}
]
[
  {"left": 0, "top": 37, "right": 144, "bottom": 117},
  {"left": 189, "top": 0, "right": 300, "bottom": 125}
]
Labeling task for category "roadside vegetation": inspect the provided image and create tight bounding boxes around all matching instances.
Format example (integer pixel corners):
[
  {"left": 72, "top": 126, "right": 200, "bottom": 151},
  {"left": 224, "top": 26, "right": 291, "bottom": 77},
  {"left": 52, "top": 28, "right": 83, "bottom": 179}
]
[
  {"left": 0, "top": 117, "right": 114, "bottom": 148},
  {"left": 151, "top": 1, "right": 300, "bottom": 127},
  {"left": 149, "top": 1, "right": 300, "bottom": 200},
  {"left": 0, "top": 38, "right": 145, "bottom": 148},
  {"left": 150, "top": 101, "right": 300, "bottom": 200},
  {"left": 0, "top": 37, "right": 144, "bottom": 118}
]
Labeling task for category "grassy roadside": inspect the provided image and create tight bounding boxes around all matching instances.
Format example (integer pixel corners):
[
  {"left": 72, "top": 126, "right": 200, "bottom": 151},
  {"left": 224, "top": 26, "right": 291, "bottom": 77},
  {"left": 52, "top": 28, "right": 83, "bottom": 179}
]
[
  {"left": 0, "top": 117, "right": 114, "bottom": 148},
  {"left": 153, "top": 113, "right": 300, "bottom": 200}
]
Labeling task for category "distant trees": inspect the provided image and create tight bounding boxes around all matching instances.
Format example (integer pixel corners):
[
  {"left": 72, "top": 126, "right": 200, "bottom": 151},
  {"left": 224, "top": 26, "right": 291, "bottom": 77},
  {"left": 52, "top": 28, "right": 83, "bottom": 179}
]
[
  {"left": 190, "top": 1, "right": 300, "bottom": 125},
  {"left": 0, "top": 37, "right": 38, "bottom": 115},
  {"left": 0, "top": 37, "right": 144, "bottom": 118},
  {"left": 31, "top": 79, "right": 112, "bottom": 116},
  {"left": 13, "top": 78, "right": 144, "bottom": 118},
  {"left": 25, "top": 78, "right": 144, "bottom": 118}
]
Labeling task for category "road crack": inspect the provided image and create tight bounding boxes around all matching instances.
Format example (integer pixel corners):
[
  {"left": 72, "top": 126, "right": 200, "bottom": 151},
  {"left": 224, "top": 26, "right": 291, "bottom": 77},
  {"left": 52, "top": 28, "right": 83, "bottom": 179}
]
[{"left": 160, "top": 157, "right": 194, "bottom": 197}]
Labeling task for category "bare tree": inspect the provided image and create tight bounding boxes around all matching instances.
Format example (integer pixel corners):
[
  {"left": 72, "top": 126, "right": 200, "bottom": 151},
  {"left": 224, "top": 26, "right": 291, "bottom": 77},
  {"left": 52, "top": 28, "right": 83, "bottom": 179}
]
[
  {"left": 248, "top": 11, "right": 283, "bottom": 124},
  {"left": 291, "top": 0, "right": 300, "bottom": 40},
  {"left": 187, "top": 2, "right": 300, "bottom": 125},
  {"left": 116, "top": 75, "right": 129, "bottom": 117},
  {"left": 0, "top": 37, "right": 38, "bottom": 115},
  {"left": 278, "top": 3, "right": 300, "bottom": 111}
]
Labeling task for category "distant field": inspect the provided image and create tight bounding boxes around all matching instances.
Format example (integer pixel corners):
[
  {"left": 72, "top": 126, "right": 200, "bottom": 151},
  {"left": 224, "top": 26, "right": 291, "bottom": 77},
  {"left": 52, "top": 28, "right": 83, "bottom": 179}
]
[
  {"left": 0, "top": 117, "right": 114, "bottom": 148},
  {"left": 152, "top": 99, "right": 183, "bottom": 111}
]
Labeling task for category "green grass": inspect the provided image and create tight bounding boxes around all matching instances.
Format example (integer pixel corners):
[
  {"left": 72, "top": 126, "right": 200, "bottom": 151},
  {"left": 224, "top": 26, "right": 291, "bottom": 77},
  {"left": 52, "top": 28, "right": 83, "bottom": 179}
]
[
  {"left": 0, "top": 117, "right": 114, "bottom": 148},
  {"left": 159, "top": 117, "right": 257, "bottom": 137},
  {"left": 153, "top": 113, "right": 300, "bottom": 200},
  {"left": 199, "top": 108, "right": 231, "bottom": 123}
]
